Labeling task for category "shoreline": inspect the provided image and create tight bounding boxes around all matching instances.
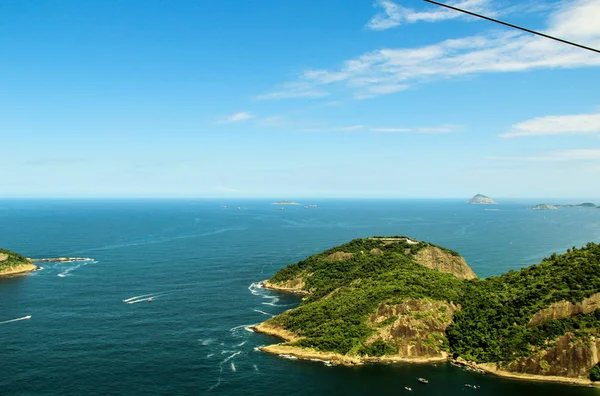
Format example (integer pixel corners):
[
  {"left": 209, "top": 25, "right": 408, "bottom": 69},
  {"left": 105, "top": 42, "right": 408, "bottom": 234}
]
[
  {"left": 254, "top": 292, "right": 599, "bottom": 387},
  {"left": 259, "top": 280, "right": 309, "bottom": 295},
  {"left": 253, "top": 321, "right": 448, "bottom": 367},
  {"left": 0, "top": 263, "right": 39, "bottom": 277},
  {"left": 474, "top": 362, "right": 598, "bottom": 388}
]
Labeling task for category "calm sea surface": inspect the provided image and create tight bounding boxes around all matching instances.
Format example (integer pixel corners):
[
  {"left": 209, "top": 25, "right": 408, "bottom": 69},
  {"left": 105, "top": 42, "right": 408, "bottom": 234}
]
[{"left": 1, "top": 199, "right": 600, "bottom": 395}]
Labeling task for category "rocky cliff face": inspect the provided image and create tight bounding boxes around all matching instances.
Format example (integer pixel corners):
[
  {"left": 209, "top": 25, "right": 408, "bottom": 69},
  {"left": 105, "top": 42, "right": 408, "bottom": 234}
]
[
  {"left": 262, "top": 278, "right": 308, "bottom": 294},
  {"left": 507, "top": 333, "right": 600, "bottom": 378},
  {"left": 528, "top": 293, "right": 600, "bottom": 327},
  {"left": 366, "top": 299, "right": 458, "bottom": 359},
  {"left": 413, "top": 246, "right": 478, "bottom": 280}
]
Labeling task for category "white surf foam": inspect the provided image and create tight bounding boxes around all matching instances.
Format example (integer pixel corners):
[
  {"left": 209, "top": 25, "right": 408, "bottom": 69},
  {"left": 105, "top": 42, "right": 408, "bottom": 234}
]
[{"left": 253, "top": 309, "right": 274, "bottom": 317}]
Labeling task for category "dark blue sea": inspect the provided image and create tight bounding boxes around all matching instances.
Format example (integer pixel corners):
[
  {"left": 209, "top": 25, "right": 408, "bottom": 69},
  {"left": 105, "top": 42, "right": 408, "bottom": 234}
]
[{"left": 1, "top": 199, "right": 600, "bottom": 395}]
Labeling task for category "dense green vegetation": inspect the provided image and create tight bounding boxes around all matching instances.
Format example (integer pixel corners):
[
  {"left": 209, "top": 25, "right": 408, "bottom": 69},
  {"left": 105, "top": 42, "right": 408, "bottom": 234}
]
[
  {"left": 448, "top": 243, "right": 600, "bottom": 363},
  {"left": 590, "top": 364, "right": 600, "bottom": 382},
  {"left": 266, "top": 238, "right": 600, "bottom": 379},
  {"left": 0, "top": 248, "right": 29, "bottom": 271}
]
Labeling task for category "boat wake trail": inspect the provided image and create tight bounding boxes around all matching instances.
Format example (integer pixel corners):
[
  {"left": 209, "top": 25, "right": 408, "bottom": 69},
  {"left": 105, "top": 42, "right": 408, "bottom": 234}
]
[
  {"left": 207, "top": 351, "right": 242, "bottom": 392},
  {"left": 0, "top": 315, "right": 31, "bottom": 324},
  {"left": 123, "top": 292, "right": 170, "bottom": 304},
  {"left": 57, "top": 259, "right": 97, "bottom": 277}
]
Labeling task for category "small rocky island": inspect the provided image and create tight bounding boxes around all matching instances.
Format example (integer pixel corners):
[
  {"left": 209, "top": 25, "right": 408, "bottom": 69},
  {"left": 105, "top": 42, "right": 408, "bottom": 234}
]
[
  {"left": 0, "top": 248, "right": 38, "bottom": 277},
  {"left": 531, "top": 204, "right": 559, "bottom": 210},
  {"left": 255, "top": 237, "right": 600, "bottom": 386},
  {"left": 468, "top": 194, "right": 498, "bottom": 205},
  {"left": 530, "top": 202, "right": 599, "bottom": 210},
  {"left": 273, "top": 200, "right": 300, "bottom": 205}
]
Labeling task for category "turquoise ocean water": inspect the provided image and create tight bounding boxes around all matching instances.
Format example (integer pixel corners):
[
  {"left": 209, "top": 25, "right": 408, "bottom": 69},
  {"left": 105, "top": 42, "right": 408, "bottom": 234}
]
[{"left": 1, "top": 199, "right": 600, "bottom": 395}]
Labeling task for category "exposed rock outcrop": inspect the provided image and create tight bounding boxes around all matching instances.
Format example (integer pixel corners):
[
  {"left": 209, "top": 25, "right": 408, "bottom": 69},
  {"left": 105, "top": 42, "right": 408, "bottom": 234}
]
[
  {"left": 326, "top": 251, "right": 354, "bottom": 261},
  {"left": 413, "top": 246, "right": 477, "bottom": 280},
  {"left": 366, "top": 299, "right": 458, "bottom": 359},
  {"left": 262, "top": 278, "right": 308, "bottom": 295},
  {"left": 506, "top": 333, "right": 600, "bottom": 378},
  {"left": 528, "top": 293, "right": 600, "bottom": 327}
]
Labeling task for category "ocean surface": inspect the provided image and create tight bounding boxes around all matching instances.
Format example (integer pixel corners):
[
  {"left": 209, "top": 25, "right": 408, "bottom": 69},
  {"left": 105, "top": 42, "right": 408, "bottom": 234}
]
[{"left": 1, "top": 199, "right": 600, "bottom": 396}]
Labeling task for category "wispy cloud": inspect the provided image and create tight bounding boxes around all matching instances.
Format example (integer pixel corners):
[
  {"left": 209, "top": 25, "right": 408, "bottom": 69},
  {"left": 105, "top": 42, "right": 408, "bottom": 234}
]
[
  {"left": 366, "top": 0, "right": 494, "bottom": 31},
  {"left": 298, "top": 125, "right": 366, "bottom": 132},
  {"left": 297, "top": 124, "right": 460, "bottom": 133},
  {"left": 501, "top": 112, "right": 600, "bottom": 137},
  {"left": 366, "top": 0, "right": 553, "bottom": 31},
  {"left": 259, "top": 1, "right": 600, "bottom": 100},
  {"left": 371, "top": 125, "right": 461, "bottom": 133},
  {"left": 217, "top": 112, "right": 254, "bottom": 124},
  {"left": 254, "top": 82, "right": 328, "bottom": 101},
  {"left": 487, "top": 149, "right": 600, "bottom": 162}
]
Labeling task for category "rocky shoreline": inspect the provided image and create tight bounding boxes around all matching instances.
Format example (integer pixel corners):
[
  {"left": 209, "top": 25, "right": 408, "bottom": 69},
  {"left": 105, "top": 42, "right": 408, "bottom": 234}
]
[
  {"left": 254, "top": 284, "right": 599, "bottom": 387},
  {"left": 254, "top": 319, "right": 598, "bottom": 386},
  {"left": 0, "top": 263, "right": 40, "bottom": 277},
  {"left": 253, "top": 321, "right": 449, "bottom": 367}
]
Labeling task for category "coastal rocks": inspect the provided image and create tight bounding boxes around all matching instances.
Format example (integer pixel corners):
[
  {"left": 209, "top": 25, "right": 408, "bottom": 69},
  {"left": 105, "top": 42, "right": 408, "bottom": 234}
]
[
  {"left": 468, "top": 194, "right": 498, "bottom": 205},
  {"left": 261, "top": 279, "right": 308, "bottom": 295},
  {"left": 528, "top": 293, "right": 600, "bottom": 327},
  {"left": 506, "top": 333, "right": 600, "bottom": 379},
  {"left": 0, "top": 248, "right": 38, "bottom": 277},
  {"left": 413, "top": 246, "right": 478, "bottom": 280},
  {"left": 0, "top": 263, "right": 39, "bottom": 277}
]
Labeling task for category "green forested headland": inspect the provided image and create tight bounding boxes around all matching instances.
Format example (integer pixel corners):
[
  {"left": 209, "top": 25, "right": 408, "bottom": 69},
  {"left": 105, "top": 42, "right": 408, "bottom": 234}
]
[
  {"left": 264, "top": 237, "right": 600, "bottom": 381},
  {"left": 0, "top": 248, "right": 30, "bottom": 271}
]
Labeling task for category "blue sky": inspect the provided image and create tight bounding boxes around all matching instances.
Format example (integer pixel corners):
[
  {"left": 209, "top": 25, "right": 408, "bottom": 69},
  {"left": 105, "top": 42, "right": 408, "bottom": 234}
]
[{"left": 1, "top": 0, "right": 600, "bottom": 199}]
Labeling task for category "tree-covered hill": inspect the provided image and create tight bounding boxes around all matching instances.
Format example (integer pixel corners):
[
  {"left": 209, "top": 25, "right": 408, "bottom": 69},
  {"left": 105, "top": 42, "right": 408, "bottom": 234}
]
[{"left": 261, "top": 237, "right": 600, "bottom": 382}]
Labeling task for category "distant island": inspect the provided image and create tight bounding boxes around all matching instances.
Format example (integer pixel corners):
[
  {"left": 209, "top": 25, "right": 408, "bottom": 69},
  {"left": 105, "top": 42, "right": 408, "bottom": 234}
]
[
  {"left": 531, "top": 204, "right": 559, "bottom": 210},
  {"left": 530, "top": 202, "right": 599, "bottom": 210},
  {"left": 468, "top": 194, "right": 498, "bottom": 205},
  {"left": 273, "top": 200, "right": 300, "bottom": 205},
  {"left": 0, "top": 248, "right": 38, "bottom": 277},
  {"left": 255, "top": 236, "right": 600, "bottom": 386}
]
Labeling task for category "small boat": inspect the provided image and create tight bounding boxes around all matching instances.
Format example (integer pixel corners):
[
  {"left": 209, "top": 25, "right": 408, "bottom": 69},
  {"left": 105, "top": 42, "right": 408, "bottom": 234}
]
[
  {"left": 465, "top": 384, "right": 472, "bottom": 388},
  {"left": 417, "top": 377, "right": 429, "bottom": 384},
  {"left": 147, "top": 297, "right": 153, "bottom": 302},
  {"left": 404, "top": 386, "right": 412, "bottom": 391}
]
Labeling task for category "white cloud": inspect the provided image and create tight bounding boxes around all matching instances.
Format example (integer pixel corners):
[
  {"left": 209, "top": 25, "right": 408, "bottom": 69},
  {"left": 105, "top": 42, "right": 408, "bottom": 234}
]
[
  {"left": 365, "top": 0, "right": 540, "bottom": 31},
  {"left": 260, "top": 1, "right": 600, "bottom": 100},
  {"left": 217, "top": 112, "right": 254, "bottom": 124},
  {"left": 254, "top": 82, "right": 328, "bottom": 101},
  {"left": 487, "top": 149, "right": 600, "bottom": 162},
  {"left": 501, "top": 112, "right": 600, "bottom": 137}
]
